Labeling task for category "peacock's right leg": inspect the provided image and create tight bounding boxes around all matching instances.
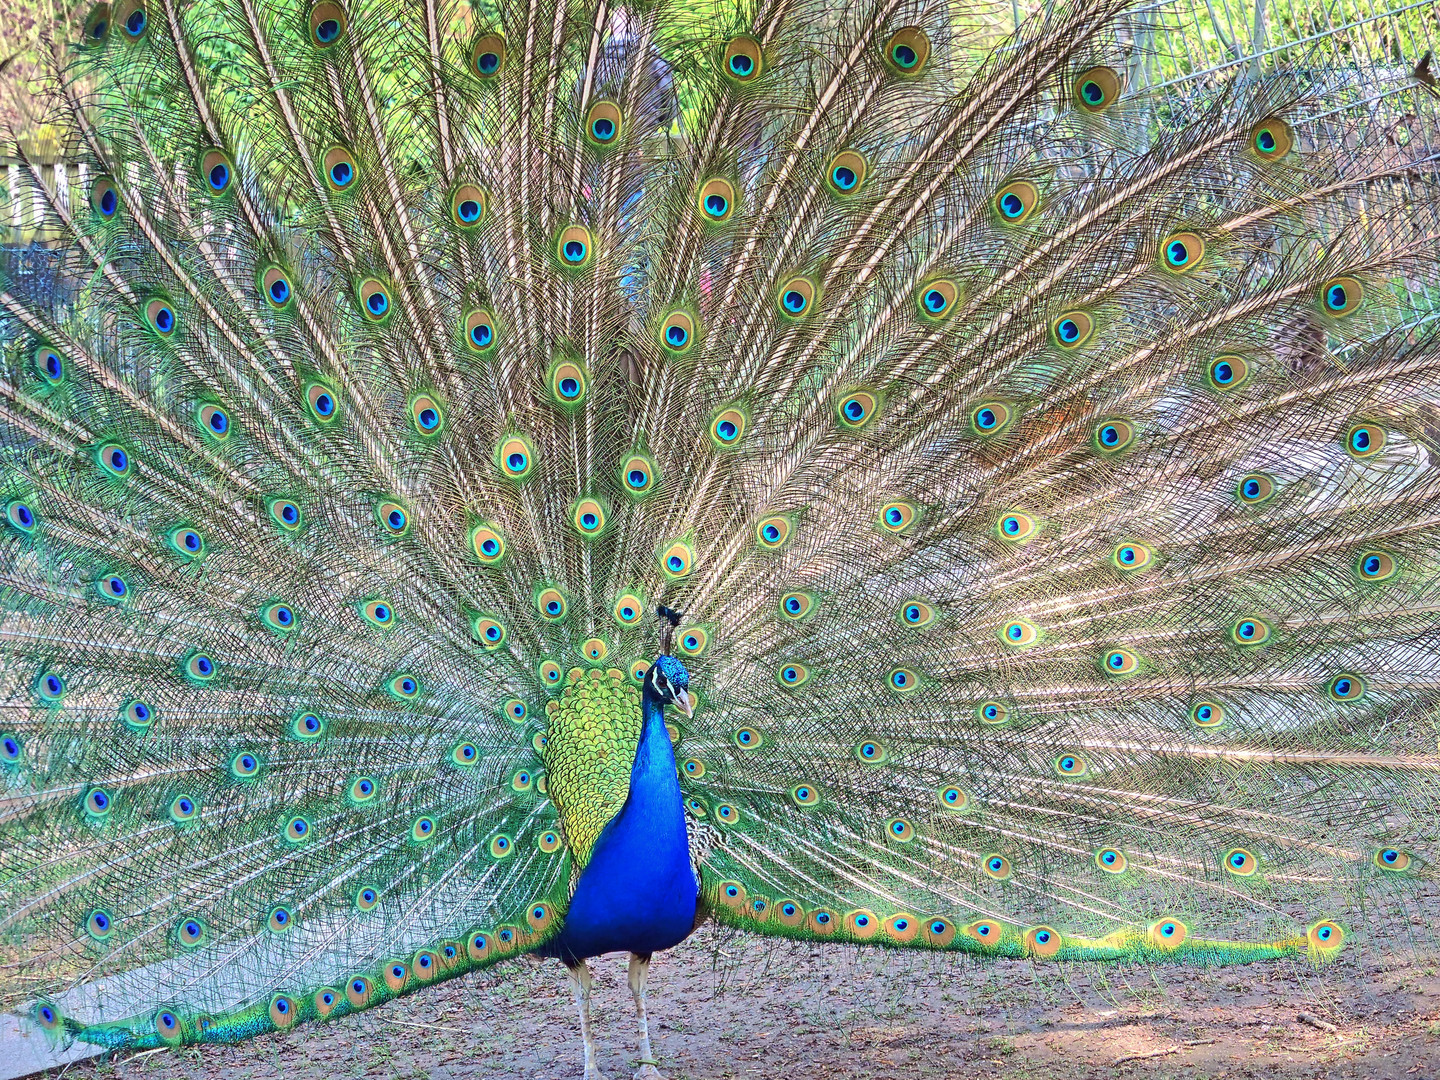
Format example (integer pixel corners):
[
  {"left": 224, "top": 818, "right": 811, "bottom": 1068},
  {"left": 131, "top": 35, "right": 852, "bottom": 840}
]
[
  {"left": 627, "top": 952, "right": 665, "bottom": 1080},
  {"left": 568, "top": 960, "right": 607, "bottom": 1080}
]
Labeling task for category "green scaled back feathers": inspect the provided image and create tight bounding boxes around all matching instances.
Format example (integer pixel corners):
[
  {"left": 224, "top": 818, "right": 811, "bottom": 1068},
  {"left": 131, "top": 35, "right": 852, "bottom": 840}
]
[{"left": 1, "top": 0, "right": 1438, "bottom": 1054}]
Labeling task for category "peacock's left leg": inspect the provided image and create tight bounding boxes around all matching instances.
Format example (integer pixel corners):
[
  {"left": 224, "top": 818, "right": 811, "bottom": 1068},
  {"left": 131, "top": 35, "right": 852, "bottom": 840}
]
[
  {"left": 627, "top": 953, "right": 665, "bottom": 1080},
  {"left": 568, "top": 960, "right": 607, "bottom": 1080}
]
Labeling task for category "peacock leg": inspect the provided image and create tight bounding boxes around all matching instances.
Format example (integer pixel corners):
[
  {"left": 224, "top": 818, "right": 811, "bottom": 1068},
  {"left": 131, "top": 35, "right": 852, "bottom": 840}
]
[
  {"left": 568, "top": 960, "right": 607, "bottom": 1080},
  {"left": 627, "top": 952, "right": 665, "bottom": 1080}
]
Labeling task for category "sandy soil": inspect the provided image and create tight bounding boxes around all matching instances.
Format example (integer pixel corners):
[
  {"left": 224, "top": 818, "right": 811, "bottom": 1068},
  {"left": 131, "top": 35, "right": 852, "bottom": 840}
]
[{"left": 31, "top": 925, "right": 1440, "bottom": 1080}]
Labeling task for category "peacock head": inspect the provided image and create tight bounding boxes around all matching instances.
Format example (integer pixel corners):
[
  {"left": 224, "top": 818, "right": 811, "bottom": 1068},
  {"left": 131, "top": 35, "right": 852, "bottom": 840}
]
[{"left": 647, "top": 654, "right": 693, "bottom": 718}]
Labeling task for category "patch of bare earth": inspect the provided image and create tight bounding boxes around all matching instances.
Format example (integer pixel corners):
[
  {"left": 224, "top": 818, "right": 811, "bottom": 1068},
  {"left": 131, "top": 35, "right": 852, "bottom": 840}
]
[{"left": 32, "top": 926, "right": 1440, "bottom": 1079}]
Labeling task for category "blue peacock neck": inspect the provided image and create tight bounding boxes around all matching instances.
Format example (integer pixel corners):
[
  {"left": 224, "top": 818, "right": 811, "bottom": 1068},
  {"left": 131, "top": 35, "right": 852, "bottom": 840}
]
[{"left": 540, "top": 667, "right": 698, "bottom": 962}]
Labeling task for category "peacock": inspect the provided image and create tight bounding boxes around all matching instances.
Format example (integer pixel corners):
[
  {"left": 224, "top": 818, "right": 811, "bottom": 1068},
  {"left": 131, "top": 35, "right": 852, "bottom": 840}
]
[{"left": 1, "top": 0, "right": 1438, "bottom": 1076}]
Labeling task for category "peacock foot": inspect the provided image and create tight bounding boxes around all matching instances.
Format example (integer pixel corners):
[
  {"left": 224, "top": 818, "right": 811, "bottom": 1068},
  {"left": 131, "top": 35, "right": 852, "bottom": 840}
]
[{"left": 633, "top": 1063, "right": 666, "bottom": 1080}]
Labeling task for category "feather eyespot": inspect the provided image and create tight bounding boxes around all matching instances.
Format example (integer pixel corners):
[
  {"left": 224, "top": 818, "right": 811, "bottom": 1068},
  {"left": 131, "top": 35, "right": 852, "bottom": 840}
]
[
  {"left": 256, "top": 265, "right": 294, "bottom": 309},
  {"left": 679, "top": 627, "right": 708, "bottom": 655},
  {"left": 629, "top": 660, "right": 649, "bottom": 683},
  {"left": 778, "top": 591, "right": 814, "bottom": 620},
  {"left": 994, "top": 180, "right": 1039, "bottom": 223},
  {"left": 1308, "top": 920, "right": 1344, "bottom": 956},
  {"left": 164, "top": 526, "right": 203, "bottom": 558},
  {"left": 1223, "top": 848, "right": 1258, "bottom": 876},
  {"left": 777, "top": 662, "right": 809, "bottom": 687},
  {"left": 498, "top": 435, "right": 537, "bottom": 480},
  {"left": 176, "top": 917, "right": 206, "bottom": 948},
  {"left": 414, "top": 949, "right": 441, "bottom": 981},
  {"left": 291, "top": 711, "right": 324, "bottom": 741},
  {"left": 412, "top": 817, "right": 437, "bottom": 843},
  {"left": 659, "top": 310, "right": 696, "bottom": 354},
  {"left": 168, "top": 793, "right": 198, "bottom": 821},
  {"left": 376, "top": 500, "right": 409, "bottom": 536},
  {"left": 1000, "top": 619, "right": 1039, "bottom": 647},
  {"left": 1093, "top": 418, "right": 1135, "bottom": 453},
  {"left": 1100, "top": 647, "right": 1139, "bottom": 676},
  {"left": 1208, "top": 355, "right": 1249, "bottom": 390},
  {"left": 938, "top": 785, "right": 969, "bottom": 810},
  {"left": 778, "top": 276, "right": 816, "bottom": 317},
  {"left": 997, "top": 511, "right": 1037, "bottom": 542},
  {"left": 383, "top": 962, "right": 409, "bottom": 992},
  {"left": 836, "top": 389, "right": 878, "bottom": 429},
  {"left": 571, "top": 498, "right": 607, "bottom": 538},
  {"left": 1321, "top": 277, "right": 1363, "bottom": 317},
  {"left": 1112, "top": 541, "right": 1153, "bottom": 571},
  {"left": 1344, "top": 421, "right": 1385, "bottom": 459},
  {"left": 536, "top": 587, "right": 567, "bottom": 621},
  {"left": 97, "top": 442, "right": 132, "bottom": 477},
  {"left": 283, "top": 815, "right": 312, "bottom": 843},
  {"left": 155, "top": 1009, "right": 183, "bottom": 1042},
  {"left": 900, "top": 600, "right": 934, "bottom": 627},
  {"left": 883, "top": 913, "right": 920, "bottom": 943},
  {"left": 1160, "top": 231, "right": 1205, "bottom": 274},
  {"left": 733, "top": 727, "right": 763, "bottom": 749},
  {"left": 621, "top": 454, "right": 657, "bottom": 495},
  {"left": 981, "top": 853, "right": 1011, "bottom": 881},
  {"left": 345, "top": 976, "right": 372, "bottom": 1008},
  {"left": 659, "top": 540, "right": 694, "bottom": 578},
  {"left": 464, "top": 308, "right": 497, "bottom": 352},
  {"left": 1237, "top": 472, "right": 1275, "bottom": 504},
  {"left": 199, "top": 149, "right": 232, "bottom": 194},
  {"left": 361, "top": 599, "right": 395, "bottom": 629},
  {"left": 1052, "top": 311, "right": 1093, "bottom": 348},
  {"left": 83, "top": 785, "right": 112, "bottom": 818},
  {"left": 502, "top": 699, "right": 527, "bottom": 723},
  {"left": 471, "top": 34, "right": 505, "bottom": 77},
  {"left": 1154, "top": 921, "right": 1196, "bottom": 956},
  {"left": 1190, "top": 701, "right": 1225, "bottom": 728},
  {"left": 712, "top": 407, "right": 748, "bottom": 447},
  {"left": 267, "top": 906, "right": 293, "bottom": 933},
  {"left": 917, "top": 279, "right": 959, "bottom": 320},
  {"left": 886, "top": 818, "right": 914, "bottom": 842},
  {"left": 883, "top": 27, "right": 930, "bottom": 75},
  {"left": 85, "top": 907, "right": 115, "bottom": 940},
  {"left": 1356, "top": 550, "right": 1397, "bottom": 582},
  {"left": 721, "top": 37, "right": 763, "bottom": 81},
  {"left": 357, "top": 278, "right": 391, "bottom": 321},
  {"left": 33, "top": 344, "right": 64, "bottom": 385},
  {"left": 302, "top": 382, "right": 337, "bottom": 424},
  {"left": 1230, "top": 617, "right": 1272, "bottom": 646},
  {"left": 887, "top": 668, "right": 917, "bottom": 692},
  {"left": 755, "top": 514, "right": 792, "bottom": 549},
  {"left": 349, "top": 776, "right": 377, "bottom": 803},
  {"left": 613, "top": 592, "right": 644, "bottom": 624},
  {"left": 1095, "top": 848, "right": 1127, "bottom": 873},
  {"left": 36, "top": 672, "right": 65, "bottom": 703},
  {"left": 145, "top": 297, "right": 177, "bottom": 337},
  {"left": 453, "top": 742, "right": 479, "bottom": 767},
  {"left": 314, "top": 989, "right": 340, "bottom": 1017},
  {"left": 585, "top": 101, "right": 623, "bottom": 146},
  {"left": 470, "top": 523, "right": 506, "bottom": 565},
  {"left": 488, "top": 833, "right": 512, "bottom": 858},
  {"left": 122, "top": 699, "right": 154, "bottom": 730},
  {"left": 845, "top": 908, "right": 879, "bottom": 938},
  {"left": 184, "top": 651, "right": 217, "bottom": 683},
  {"left": 308, "top": 1, "right": 346, "bottom": 47},
  {"left": 196, "top": 404, "right": 231, "bottom": 441},
  {"left": 97, "top": 573, "right": 129, "bottom": 601},
  {"left": 855, "top": 740, "right": 887, "bottom": 764},
  {"left": 386, "top": 673, "right": 421, "bottom": 700},
  {"left": 538, "top": 830, "right": 562, "bottom": 853},
  {"left": 1250, "top": 117, "right": 1294, "bottom": 159},
  {"left": 89, "top": 175, "right": 119, "bottom": 218},
  {"left": 1074, "top": 66, "right": 1122, "bottom": 111},
  {"left": 879, "top": 501, "right": 917, "bottom": 533},
  {"left": 1326, "top": 673, "right": 1365, "bottom": 702},
  {"left": 1375, "top": 848, "right": 1412, "bottom": 872},
  {"left": 539, "top": 660, "right": 563, "bottom": 685},
  {"left": 556, "top": 225, "right": 593, "bottom": 268},
  {"left": 698, "top": 178, "right": 736, "bottom": 222},
  {"left": 1053, "top": 753, "right": 1087, "bottom": 777},
  {"left": 263, "top": 602, "right": 297, "bottom": 633},
  {"left": 323, "top": 147, "right": 357, "bottom": 190},
  {"left": 826, "top": 150, "right": 868, "bottom": 196},
  {"left": 682, "top": 758, "right": 706, "bottom": 779},
  {"left": 230, "top": 751, "right": 261, "bottom": 779},
  {"left": 450, "top": 184, "right": 487, "bottom": 229},
  {"left": 1025, "top": 926, "right": 1062, "bottom": 958},
  {"left": 970, "top": 401, "right": 1012, "bottom": 436},
  {"left": 977, "top": 700, "right": 1008, "bottom": 724},
  {"left": 548, "top": 359, "right": 588, "bottom": 406},
  {"left": 410, "top": 393, "right": 444, "bottom": 435},
  {"left": 526, "top": 903, "right": 554, "bottom": 932},
  {"left": 790, "top": 783, "right": 819, "bottom": 806}
]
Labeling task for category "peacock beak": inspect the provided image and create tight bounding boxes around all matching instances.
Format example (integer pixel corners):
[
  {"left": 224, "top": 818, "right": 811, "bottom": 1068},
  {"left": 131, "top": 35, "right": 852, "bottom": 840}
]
[{"left": 673, "top": 687, "right": 694, "bottom": 718}]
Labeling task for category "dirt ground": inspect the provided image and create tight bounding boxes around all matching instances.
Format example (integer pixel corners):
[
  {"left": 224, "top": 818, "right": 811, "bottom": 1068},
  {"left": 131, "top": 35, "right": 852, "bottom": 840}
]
[{"left": 34, "top": 925, "right": 1440, "bottom": 1080}]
